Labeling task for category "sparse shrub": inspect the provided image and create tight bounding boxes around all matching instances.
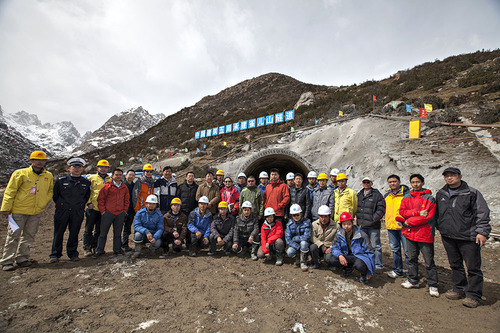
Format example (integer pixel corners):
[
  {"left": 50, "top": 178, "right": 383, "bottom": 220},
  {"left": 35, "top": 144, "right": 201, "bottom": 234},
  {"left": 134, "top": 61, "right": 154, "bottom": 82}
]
[
  {"left": 447, "top": 94, "right": 468, "bottom": 106},
  {"left": 475, "top": 107, "right": 500, "bottom": 124},
  {"left": 211, "top": 144, "right": 229, "bottom": 158}
]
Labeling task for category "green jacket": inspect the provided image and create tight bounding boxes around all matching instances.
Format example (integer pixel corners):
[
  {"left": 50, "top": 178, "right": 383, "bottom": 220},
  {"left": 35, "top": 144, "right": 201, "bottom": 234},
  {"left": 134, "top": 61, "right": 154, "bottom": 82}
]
[{"left": 238, "top": 185, "right": 264, "bottom": 217}]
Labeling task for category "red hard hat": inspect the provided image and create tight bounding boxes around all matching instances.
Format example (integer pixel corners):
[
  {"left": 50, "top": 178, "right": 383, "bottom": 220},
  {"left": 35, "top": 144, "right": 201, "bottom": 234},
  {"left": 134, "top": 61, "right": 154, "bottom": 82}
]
[{"left": 339, "top": 212, "right": 354, "bottom": 223}]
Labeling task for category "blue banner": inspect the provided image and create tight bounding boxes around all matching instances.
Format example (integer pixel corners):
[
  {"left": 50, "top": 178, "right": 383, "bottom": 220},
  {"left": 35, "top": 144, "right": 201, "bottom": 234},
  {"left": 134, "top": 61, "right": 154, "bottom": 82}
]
[
  {"left": 212, "top": 127, "right": 218, "bottom": 135},
  {"left": 219, "top": 126, "right": 225, "bottom": 135},
  {"left": 240, "top": 120, "right": 248, "bottom": 130},
  {"left": 257, "top": 116, "right": 265, "bottom": 127},
  {"left": 232, "top": 122, "right": 239, "bottom": 131},
  {"left": 206, "top": 128, "right": 212, "bottom": 137},
  {"left": 266, "top": 115, "right": 274, "bottom": 125},
  {"left": 275, "top": 112, "right": 284, "bottom": 123},
  {"left": 225, "top": 124, "right": 232, "bottom": 133},
  {"left": 248, "top": 119, "right": 256, "bottom": 128},
  {"left": 195, "top": 131, "right": 200, "bottom": 139},
  {"left": 285, "top": 110, "right": 294, "bottom": 121},
  {"left": 200, "top": 130, "right": 206, "bottom": 138}
]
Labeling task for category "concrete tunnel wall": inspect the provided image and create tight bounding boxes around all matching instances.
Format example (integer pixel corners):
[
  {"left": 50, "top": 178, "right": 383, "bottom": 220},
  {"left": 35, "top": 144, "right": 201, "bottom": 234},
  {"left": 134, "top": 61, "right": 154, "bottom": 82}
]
[{"left": 237, "top": 148, "right": 315, "bottom": 180}]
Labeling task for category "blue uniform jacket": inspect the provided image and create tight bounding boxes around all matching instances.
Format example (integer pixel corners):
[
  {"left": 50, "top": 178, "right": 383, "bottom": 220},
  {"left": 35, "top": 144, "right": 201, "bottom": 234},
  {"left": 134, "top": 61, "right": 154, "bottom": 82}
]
[
  {"left": 331, "top": 226, "right": 375, "bottom": 275},
  {"left": 134, "top": 207, "right": 164, "bottom": 240},
  {"left": 188, "top": 207, "right": 212, "bottom": 239},
  {"left": 285, "top": 217, "right": 311, "bottom": 250}
]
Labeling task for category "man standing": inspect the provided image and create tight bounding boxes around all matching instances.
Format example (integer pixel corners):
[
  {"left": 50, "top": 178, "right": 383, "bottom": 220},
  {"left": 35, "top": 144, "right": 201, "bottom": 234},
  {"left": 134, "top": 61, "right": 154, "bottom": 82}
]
[
  {"left": 220, "top": 177, "right": 240, "bottom": 216},
  {"left": 49, "top": 157, "right": 90, "bottom": 263},
  {"left": 436, "top": 167, "right": 491, "bottom": 308},
  {"left": 329, "top": 168, "right": 340, "bottom": 190},
  {"left": 215, "top": 169, "right": 225, "bottom": 189},
  {"left": 176, "top": 171, "right": 199, "bottom": 216},
  {"left": 95, "top": 168, "right": 130, "bottom": 257},
  {"left": 121, "top": 169, "right": 136, "bottom": 252},
  {"left": 264, "top": 168, "right": 290, "bottom": 223},
  {"left": 238, "top": 175, "right": 264, "bottom": 219},
  {"left": 288, "top": 173, "right": 311, "bottom": 220},
  {"left": 132, "top": 164, "right": 155, "bottom": 213},
  {"left": 311, "top": 173, "right": 334, "bottom": 221},
  {"left": 306, "top": 171, "right": 318, "bottom": 200},
  {"left": 83, "top": 159, "right": 111, "bottom": 257},
  {"left": 195, "top": 171, "right": 221, "bottom": 215},
  {"left": 1, "top": 151, "right": 53, "bottom": 271},
  {"left": 356, "top": 177, "right": 386, "bottom": 270},
  {"left": 384, "top": 174, "right": 410, "bottom": 278},
  {"left": 235, "top": 172, "right": 247, "bottom": 193},
  {"left": 399, "top": 174, "right": 438, "bottom": 297},
  {"left": 286, "top": 172, "right": 295, "bottom": 188},
  {"left": 258, "top": 171, "right": 269, "bottom": 195},
  {"left": 309, "top": 205, "right": 337, "bottom": 269},
  {"left": 333, "top": 173, "right": 358, "bottom": 224},
  {"left": 154, "top": 166, "right": 177, "bottom": 214}
]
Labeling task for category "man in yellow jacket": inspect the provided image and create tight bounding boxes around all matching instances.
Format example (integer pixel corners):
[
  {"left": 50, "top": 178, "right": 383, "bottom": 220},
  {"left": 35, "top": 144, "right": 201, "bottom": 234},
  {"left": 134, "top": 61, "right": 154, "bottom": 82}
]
[
  {"left": 333, "top": 173, "right": 357, "bottom": 223},
  {"left": 83, "top": 160, "right": 111, "bottom": 257},
  {"left": 0, "top": 151, "right": 53, "bottom": 271},
  {"left": 384, "top": 174, "right": 410, "bottom": 278}
]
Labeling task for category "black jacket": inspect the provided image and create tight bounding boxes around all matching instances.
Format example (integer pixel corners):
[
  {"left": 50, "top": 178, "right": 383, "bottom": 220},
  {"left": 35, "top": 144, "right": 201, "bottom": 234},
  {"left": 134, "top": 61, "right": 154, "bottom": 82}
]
[
  {"left": 176, "top": 180, "right": 199, "bottom": 215},
  {"left": 233, "top": 213, "right": 259, "bottom": 243},
  {"left": 154, "top": 176, "right": 178, "bottom": 213},
  {"left": 356, "top": 188, "right": 386, "bottom": 229},
  {"left": 288, "top": 186, "right": 311, "bottom": 219},
  {"left": 53, "top": 176, "right": 91, "bottom": 212},
  {"left": 124, "top": 179, "right": 135, "bottom": 214},
  {"left": 436, "top": 181, "right": 491, "bottom": 241},
  {"left": 211, "top": 213, "right": 235, "bottom": 243}
]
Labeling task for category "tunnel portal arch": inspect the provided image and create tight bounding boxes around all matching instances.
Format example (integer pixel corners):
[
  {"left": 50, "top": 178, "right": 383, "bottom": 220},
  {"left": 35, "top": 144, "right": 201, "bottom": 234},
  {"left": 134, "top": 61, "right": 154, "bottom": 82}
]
[{"left": 238, "top": 149, "right": 315, "bottom": 180}]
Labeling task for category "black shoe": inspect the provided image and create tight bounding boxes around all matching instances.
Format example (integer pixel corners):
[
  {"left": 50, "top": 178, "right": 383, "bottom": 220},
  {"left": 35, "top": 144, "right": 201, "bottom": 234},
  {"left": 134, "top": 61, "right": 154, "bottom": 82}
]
[
  {"left": 93, "top": 252, "right": 104, "bottom": 259},
  {"left": 122, "top": 246, "right": 133, "bottom": 252},
  {"left": 17, "top": 260, "right": 33, "bottom": 268},
  {"left": 69, "top": 256, "right": 80, "bottom": 262},
  {"left": 359, "top": 275, "right": 368, "bottom": 284},
  {"left": 343, "top": 268, "right": 352, "bottom": 277},
  {"left": 114, "top": 250, "right": 125, "bottom": 255}
]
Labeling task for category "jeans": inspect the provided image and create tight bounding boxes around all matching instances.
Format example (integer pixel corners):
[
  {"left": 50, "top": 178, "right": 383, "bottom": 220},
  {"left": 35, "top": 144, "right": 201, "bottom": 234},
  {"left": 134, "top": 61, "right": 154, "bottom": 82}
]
[
  {"left": 257, "top": 238, "right": 285, "bottom": 258},
  {"left": 83, "top": 209, "right": 101, "bottom": 251},
  {"left": 309, "top": 243, "right": 333, "bottom": 265},
  {"left": 363, "top": 228, "right": 383, "bottom": 269},
  {"left": 96, "top": 211, "right": 126, "bottom": 254},
  {"left": 286, "top": 240, "right": 310, "bottom": 257},
  {"left": 441, "top": 236, "right": 483, "bottom": 301},
  {"left": 133, "top": 231, "right": 162, "bottom": 248},
  {"left": 406, "top": 239, "right": 438, "bottom": 287},
  {"left": 121, "top": 211, "right": 135, "bottom": 249},
  {"left": 50, "top": 208, "right": 85, "bottom": 259},
  {"left": 0, "top": 213, "right": 41, "bottom": 265},
  {"left": 387, "top": 229, "right": 409, "bottom": 275},
  {"left": 209, "top": 234, "right": 233, "bottom": 253},
  {"left": 330, "top": 255, "right": 368, "bottom": 275}
]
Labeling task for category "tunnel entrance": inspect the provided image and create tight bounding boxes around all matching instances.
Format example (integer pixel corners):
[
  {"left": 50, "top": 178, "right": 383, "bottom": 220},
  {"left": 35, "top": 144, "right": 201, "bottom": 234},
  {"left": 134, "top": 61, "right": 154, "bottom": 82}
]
[{"left": 238, "top": 149, "right": 314, "bottom": 180}]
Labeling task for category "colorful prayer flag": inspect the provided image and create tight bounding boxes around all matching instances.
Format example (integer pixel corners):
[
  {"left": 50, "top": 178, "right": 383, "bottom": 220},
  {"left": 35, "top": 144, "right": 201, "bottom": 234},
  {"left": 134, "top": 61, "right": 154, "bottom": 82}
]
[
  {"left": 392, "top": 101, "right": 396, "bottom": 109},
  {"left": 181, "top": 157, "right": 184, "bottom": 162},
  {"left": 373, "top": 95, "right": 377, "bottom": 102},
  {"left": 120, "top": 161, "right": 123, "bottom": 166},
  {"left": 223, "top": 141, "right": 227, "bottom": 146},
  {"left": 291, "top": 127, "right": 295, "bottom": 132},
  {"left": 139, "top": 158, "right": 142, "bottom": 162},
  {"left": 203, "top": 144, "right": 206, "bottom": 149},
  {"left": 339, "top": 111, "right": 343, "bottom": 116},
  {"left": 406, "top": 104, "right": 412, "bottom": 113},
  {"left": 185, "top": 148, "right": 188, "bottom": 152},
  {"left": 315, "top": 119, "right": 318, "bottom": 124},
  {"left": 156, "top": 155, "right": 159, "bottom": 160},
  {"left": 196, "top": 148, "right": 200, "bottom": 153},
  {"left": 419, "top": 108, "right": 427, "bottom": 118},
  {"left": 424, "top": 103, "right": 433, "bottom": 112}
]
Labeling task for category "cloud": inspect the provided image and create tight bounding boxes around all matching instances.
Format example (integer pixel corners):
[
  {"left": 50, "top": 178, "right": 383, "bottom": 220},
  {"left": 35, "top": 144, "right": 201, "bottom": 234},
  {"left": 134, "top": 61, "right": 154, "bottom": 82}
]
[{"left": 0, "top": 0, "right": 499, "bottom": 133}]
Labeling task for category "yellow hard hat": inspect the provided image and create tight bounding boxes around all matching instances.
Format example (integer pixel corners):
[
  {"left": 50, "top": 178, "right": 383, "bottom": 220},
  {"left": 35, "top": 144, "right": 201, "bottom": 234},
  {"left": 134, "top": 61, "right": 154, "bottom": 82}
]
[
  {"left": 143, "top": 164, "right": 153, "bottom": 171},
  {"left": 29, "top": 151, "right": 48, "bottom": 160},
  {"left": 97, "top": 159, "right": 110, "bottom": 167},
  {"left": 171, "top": 198, "right": 182, "bottom": 206},
  {"left": 216, "top": 169, "right": 224, "bottom": 176},
  {"left": 218, "top": 201, "right": 228, "bottom": 208},
  {"left": 317, "top": 173, "right": 328, "bottom": 180},
  {"left": 336, "top": 173, "right": 348, "bottom": 181}
]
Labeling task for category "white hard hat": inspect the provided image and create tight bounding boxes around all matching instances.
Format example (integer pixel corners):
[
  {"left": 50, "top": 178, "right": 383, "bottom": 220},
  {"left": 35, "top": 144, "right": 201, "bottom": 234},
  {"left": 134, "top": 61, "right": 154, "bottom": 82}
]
[
  {"left": 318, "top": 205, "right": 331, "bottom": 216},
  {"left": 286, "top": 172, "right": 295, "bottom": 180},
  {"left": 264, "top": 207, "right": 275, "bottom": 216},
  {"left": 289, "top": 204, "right": 302, "bottom": 214},
  {"left": 307, "top": 171, "right": 318, "bottom": 179},
  {"left": 198, "top": 196, "right": 209, "bottom": 204},
  {"left": 259, "top": 171, "right": 269, "bottom": 178},
  {"left": 145, "top": 194, "right": 158, "bottom": 204},
  {"left": 237, "top": 172, "right": 247, "bottom": 179},
  {"left": 241, "top": 201, "right": 252, "bottom": 209},
  {"left": 330, "top": 168, "right": 340, "bottom": 176}
]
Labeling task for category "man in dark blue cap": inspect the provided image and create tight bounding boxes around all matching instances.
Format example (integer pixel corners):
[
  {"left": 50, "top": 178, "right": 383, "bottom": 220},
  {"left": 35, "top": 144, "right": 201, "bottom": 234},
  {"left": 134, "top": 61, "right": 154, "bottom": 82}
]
[{"left": 436, "top": 167, "right": 491, "bottom": 308}]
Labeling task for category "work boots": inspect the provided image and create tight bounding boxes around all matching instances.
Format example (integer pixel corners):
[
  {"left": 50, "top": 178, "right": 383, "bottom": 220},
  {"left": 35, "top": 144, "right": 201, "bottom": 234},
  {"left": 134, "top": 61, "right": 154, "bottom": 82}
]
[
  {"left": 251, "top": 244, "right": 259, "bottom": 261},
  {"left": 132, "top": 243, "right": 142, "bottom": 258},
  {"left": 275, "top": 252, "right": 283, "bottom": 266},
  {"left": 300, "top": 252, "right": 308, "bottom": 272}
]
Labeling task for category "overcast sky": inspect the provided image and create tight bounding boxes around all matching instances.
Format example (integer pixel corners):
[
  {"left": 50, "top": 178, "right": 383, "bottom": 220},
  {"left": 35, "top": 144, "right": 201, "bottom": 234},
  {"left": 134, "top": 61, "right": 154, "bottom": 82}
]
[{"left": 1, "top": 0, "right": 499, "bottom": 133}]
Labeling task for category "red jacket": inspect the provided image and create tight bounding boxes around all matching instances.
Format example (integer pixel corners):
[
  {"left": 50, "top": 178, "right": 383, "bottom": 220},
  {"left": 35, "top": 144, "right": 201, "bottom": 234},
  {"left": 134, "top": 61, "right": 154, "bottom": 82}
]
[
  {"left": 260, "top": 220, "right": 283, "bottom": 254},
  {"left": 399, "top": 189, "right": 436, "bottom": 243},
  {"left": 220, "top": 186, "right": 240, "bottom": 215},
  {"left": 98, "top": 182, "right": 130, "bottom": 215},
  {"left": 263, "top": 179, "right": 290, "bottom": 217}
]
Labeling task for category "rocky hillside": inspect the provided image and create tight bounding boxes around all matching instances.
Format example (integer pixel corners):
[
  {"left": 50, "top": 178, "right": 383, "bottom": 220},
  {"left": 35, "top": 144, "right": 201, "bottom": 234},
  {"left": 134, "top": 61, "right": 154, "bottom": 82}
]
[
  {"left": 1, "top": 109, "right": 81, "bottom": 156},
  {"left": 74, "top": 106, "right": 165, "bottom": 154}
]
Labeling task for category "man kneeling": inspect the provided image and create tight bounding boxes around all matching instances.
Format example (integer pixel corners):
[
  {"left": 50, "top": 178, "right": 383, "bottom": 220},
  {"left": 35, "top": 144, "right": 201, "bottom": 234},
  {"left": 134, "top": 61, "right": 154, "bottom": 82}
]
[
  {"left": 133, "top": 195, "right": 164, "bottom": 258},
  {"left": 330, "top": 212, "right": 375, "bottom": 283},
  {"left": 209, "top": 201, "right": 235, "bottom": 255},
  {"left": 257, "top": 207, "right": 285, "bottom": 265},
  {"left": 160, "top": 197, "right": 188, "bottom": 257}
]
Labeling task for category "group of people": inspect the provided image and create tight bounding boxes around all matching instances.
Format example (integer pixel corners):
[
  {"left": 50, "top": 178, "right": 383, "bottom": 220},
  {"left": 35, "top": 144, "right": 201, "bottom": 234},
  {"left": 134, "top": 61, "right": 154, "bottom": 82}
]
[{"left": 0, "top": 151, "right": 492, "bottom": 309}]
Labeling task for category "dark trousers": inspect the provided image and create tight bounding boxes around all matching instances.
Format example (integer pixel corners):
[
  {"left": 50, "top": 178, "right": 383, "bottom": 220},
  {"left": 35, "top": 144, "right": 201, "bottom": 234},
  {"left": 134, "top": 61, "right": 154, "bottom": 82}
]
[
  {"left": 189, "top": 233, "right": 208, "bottom": 250},
  {"left": 406, "top": 239, "right": 438, "bottom": 287},
  {"left": 257, "top": 238, "right": 285, "bottom": 258},
  {"left": 233, "top": 234, "right": 260, "bottom": 253},
  {"left": 96, "top": 212, "right": 126, "bottom": 254},
  {"left": 330, "top": 255, "right": 368, "bottom": 275},
  {"left": 83, "top": 209, "right": 101, "bottom": 251},
  {"left": 162, "top": 232, "right": 184, "bottom": 252},
  {"left": 209, "top": 234, "right": 233, "bottom": 253},
  {"left": 310, "top": 243, "right": 333, "bottom": 265},
  {"left": 50, "top": 208, "right": 85, "bottom": 259},
  {"left": 441, "top": 236, "right": 483, "bottom": 300},
  {"left": 121, "top": 211, "right": 135, "bottom": 249}
]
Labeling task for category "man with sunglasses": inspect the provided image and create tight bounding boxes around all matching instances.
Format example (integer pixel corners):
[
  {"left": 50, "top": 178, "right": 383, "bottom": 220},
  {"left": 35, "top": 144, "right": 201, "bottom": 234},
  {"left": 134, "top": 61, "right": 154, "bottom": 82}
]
[{"left": 238, "top": 176, "right": 263, "bottom": 220}]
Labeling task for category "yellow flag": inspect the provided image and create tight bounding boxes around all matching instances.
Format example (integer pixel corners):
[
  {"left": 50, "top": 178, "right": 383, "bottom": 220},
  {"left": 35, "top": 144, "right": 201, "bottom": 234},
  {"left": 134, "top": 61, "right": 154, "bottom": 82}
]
[
  {"left": 424, "top": 104, "right": 433, "bottom": 112},
  {"left": 156, "top": 155, "right": 159, "bottom": 160},
  {"left": 339, "top": 111, "right": 344, "bottom": 116},
  {"left": 223, "top": 141, "right": 227, "bottom": 146},
  {"left": 409, "top": 120, "right": 421, "bottom": 139}
]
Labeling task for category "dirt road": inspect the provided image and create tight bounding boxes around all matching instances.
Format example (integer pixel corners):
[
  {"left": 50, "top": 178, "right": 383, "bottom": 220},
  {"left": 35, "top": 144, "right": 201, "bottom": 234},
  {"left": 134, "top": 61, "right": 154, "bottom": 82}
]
[{"left": 0, "top": 203, "right": 499, "bottom": 332}]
